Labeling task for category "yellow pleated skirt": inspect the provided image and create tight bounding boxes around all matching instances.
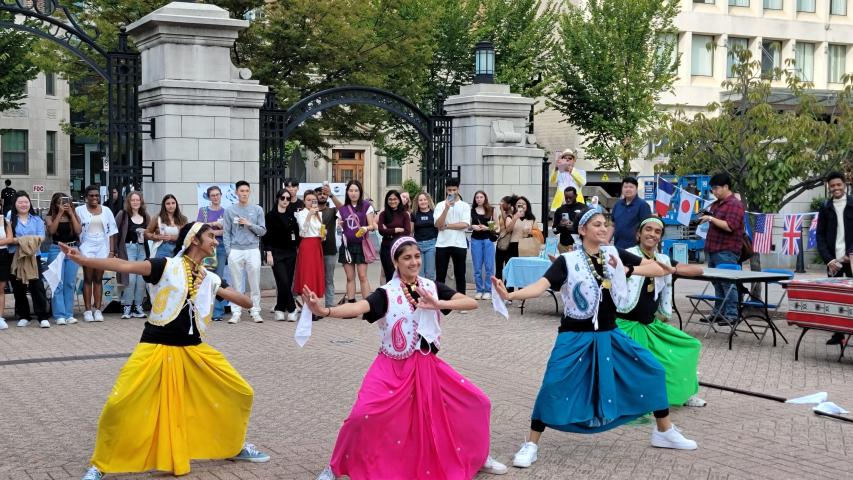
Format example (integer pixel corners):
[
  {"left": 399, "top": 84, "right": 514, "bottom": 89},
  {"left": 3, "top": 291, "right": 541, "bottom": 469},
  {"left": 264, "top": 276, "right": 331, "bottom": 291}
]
[{"left": 91, "top": 342, "right": 254, "bottom": 475}]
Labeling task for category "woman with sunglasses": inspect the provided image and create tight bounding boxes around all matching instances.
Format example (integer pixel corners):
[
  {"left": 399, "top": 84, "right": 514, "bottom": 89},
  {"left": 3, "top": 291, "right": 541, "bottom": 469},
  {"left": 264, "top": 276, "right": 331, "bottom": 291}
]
[
  {"left": 76, "top": 185, "right": 119, "bottom": 322},
  {"left": 263, "top": 188, "right": 301, "bottom": 321}
]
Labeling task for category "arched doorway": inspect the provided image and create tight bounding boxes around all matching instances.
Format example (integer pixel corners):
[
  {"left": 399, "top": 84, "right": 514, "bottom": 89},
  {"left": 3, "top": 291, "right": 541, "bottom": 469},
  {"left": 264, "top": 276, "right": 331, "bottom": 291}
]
[
  {"left": 0, "top": 0, "right": 153, "bottom": 191},
  {"left": 259, "top": 86, "right": 455, "bottom": 210}
]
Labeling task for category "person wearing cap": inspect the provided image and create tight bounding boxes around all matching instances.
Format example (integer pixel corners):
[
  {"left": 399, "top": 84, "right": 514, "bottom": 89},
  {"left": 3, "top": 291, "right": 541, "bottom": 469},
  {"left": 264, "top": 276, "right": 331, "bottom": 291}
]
[
  {"left": 616, "top": 216, "right": 707, "bottom": 408},
  {"left": 611, "top": 176, "right": 652, "bottom": 249},
  {"left": 301, "top": 236, "right": 508, "bottom": 480},
  {"left": 60, "top": 222, "right": 270, "bottom": 480},
  {"left": 492, "top": 206, "right": 698, "bottom": 471},
  {"left": 550, "top": 149, "right": 586, "bottom": 211}
]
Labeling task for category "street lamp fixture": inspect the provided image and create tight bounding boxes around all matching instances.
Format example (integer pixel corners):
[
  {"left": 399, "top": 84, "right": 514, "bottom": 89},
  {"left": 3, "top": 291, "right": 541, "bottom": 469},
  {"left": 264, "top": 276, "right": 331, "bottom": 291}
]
[{"left": 474, "top": 40, "right": 495, "bottom": 84}]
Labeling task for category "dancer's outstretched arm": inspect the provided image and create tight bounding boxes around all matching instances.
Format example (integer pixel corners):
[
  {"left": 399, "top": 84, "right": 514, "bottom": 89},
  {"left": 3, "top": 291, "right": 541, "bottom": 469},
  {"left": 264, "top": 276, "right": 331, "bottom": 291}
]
[
  {"left": 491, "top": 276, "right": 549, "bottom": 302},
  {"left": 217, "top": 287, "right": 252, "bottom": 309},
  {"left": 302, "top": 287, "right": 370, "bottom": 318},
  {"left": 415, "top": 288, "right": 477, "bottom": 312},
  {"left": 59, "top": 242, "right": 151, "bottom": 275}
]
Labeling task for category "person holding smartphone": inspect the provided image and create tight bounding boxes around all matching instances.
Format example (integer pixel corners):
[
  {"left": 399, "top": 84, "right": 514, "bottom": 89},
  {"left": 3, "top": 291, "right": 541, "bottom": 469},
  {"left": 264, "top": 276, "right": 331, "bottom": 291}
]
[
  {"left": 45, "top": 192, "right": 82, "bottom": 325},
  {"left": 293, "top": 190, "right": 325, "bottom": 316},
  {"left": 434, "top": 178, "right": 471, "bottom": 298},
  {"left": 553, "top": 186, "right": 587, "bottom": 254}
]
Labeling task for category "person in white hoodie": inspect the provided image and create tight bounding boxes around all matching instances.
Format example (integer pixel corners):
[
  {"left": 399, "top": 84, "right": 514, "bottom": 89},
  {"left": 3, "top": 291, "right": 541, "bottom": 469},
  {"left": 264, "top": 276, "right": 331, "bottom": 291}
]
[{"left": 75, "top": 185, "right": 118, "bottom": 322}]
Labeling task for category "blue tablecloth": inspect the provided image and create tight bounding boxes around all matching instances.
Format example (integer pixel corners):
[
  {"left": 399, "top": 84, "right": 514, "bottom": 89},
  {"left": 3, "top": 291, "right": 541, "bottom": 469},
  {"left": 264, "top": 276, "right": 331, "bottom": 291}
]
[{"left": 503, "top": 256, "right": 552, "bottom": 289}]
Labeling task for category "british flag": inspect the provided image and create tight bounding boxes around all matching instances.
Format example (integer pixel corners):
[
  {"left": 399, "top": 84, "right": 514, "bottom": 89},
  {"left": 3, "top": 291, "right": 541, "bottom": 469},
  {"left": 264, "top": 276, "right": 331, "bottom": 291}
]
[
  {"left": 781, "top": 214, "right": 804, "bottom": 256},
  {"left": 752, "top": 213, "right": 774, "bottom": 254}
]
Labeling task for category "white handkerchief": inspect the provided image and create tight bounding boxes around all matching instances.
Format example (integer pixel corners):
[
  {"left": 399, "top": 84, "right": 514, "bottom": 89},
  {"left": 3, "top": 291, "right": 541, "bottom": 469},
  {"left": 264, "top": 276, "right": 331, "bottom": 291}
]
[
  {"left": 415, "top": 308, "right": 441, "bottom": 344},
  {"left": 294, "top": 305, "right": 313, "bottom": 347},
  {"left": 44, "top": 251, "right": 65, "bottom": 294},
  {"left": 814, "top": 401, "right": 849, "bottom": 415},
  {"left": 491, "top": 284, "right": 509, "bottom": 320},
  {"left": 786, "top": 391, "right": 828, "bottom": 404}
]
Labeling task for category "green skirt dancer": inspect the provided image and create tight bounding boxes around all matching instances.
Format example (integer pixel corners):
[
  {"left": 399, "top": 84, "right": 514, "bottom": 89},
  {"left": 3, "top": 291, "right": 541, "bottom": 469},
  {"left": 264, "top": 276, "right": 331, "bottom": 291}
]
[{"left": 616, "top": 318, "right": 700, "bottom": 405}]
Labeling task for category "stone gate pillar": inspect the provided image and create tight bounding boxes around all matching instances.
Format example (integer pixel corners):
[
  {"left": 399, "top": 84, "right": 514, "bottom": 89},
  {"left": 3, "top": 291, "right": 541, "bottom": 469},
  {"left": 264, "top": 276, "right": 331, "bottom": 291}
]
[
  {"left": 444, "top": 84, "right": 545, "bottom": 218},
  {"left": 127, "top": 2, "right": 267, "bottom": 213}
]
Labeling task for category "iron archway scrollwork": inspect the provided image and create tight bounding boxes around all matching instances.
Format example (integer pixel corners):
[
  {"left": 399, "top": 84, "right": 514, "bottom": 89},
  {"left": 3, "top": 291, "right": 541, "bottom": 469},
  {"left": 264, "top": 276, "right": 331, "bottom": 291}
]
[
  {"left": 0, "top": 0, "right": 154, "bottom": 190},
  {"left": 260, "top": 85, "right": 456, "bottom": 211}
]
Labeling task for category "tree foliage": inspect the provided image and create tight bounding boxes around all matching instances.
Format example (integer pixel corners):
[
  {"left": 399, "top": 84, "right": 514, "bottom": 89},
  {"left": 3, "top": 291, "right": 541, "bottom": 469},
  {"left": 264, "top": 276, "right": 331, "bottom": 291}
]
[
  {"left": 654, "top": 49, "right": 853, "bottom": 214},
  {"left": 549, "top": 0, "right": 679, "bottom": 175},
  {"left": 0, "top": 11, "right": 39, "bottom": 112}
]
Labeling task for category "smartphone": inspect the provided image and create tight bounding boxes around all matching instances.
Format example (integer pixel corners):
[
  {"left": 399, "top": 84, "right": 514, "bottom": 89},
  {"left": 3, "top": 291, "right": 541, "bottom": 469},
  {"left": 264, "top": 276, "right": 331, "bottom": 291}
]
[
  {"left": 447, "top": 194, "right": 455, "bottom": 202},
  {"left": 61, "top": 197, "right": 72, "bottom": 206},
  {"left": 322, "top": 180, "right": 329, "bottom": 187}
]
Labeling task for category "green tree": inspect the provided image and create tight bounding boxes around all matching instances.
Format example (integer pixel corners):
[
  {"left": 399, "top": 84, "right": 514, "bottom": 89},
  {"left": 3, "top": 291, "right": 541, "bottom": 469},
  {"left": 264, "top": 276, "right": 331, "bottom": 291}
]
[
  {"left": 0, "top": 12, "right": 39, "bottom": 112},
  {"left": 549, "top": 0, "right": 679, "bottom": 174},
  {"left": 654, "top": 50, "right": 853, "bottom": 214}
]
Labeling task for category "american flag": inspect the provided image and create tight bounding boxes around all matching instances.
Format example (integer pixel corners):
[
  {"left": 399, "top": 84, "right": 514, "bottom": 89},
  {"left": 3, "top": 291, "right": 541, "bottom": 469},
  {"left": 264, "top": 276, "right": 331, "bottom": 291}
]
[
  {"left": 781, "top": 214, "right": 804, "bottom": 256},
  {"left": 807, "top": 213, "right": 818, "bottom": 249},
  {"left": 752, "top": 213, "right": 774, "bottom": 254}
]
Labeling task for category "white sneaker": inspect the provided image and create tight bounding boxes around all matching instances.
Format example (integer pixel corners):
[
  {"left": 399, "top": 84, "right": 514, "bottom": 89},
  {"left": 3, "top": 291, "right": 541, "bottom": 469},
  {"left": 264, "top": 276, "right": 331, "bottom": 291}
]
[
  {"left": 316, "top": 466, "right": 336, "bottom": 480},
  {"left": 0, "top": 318, "right": 7, "bottom": 330},
  {"left": 474, "top": 292, "right": 483, "bottom": 300},
  {"left": 684, "top": 395, "right": 707, "bottom": 407},
  {"left": 480, "top": 455, "right": 508, "bottom": 475},
  {"left": 83, "top": 311, "right": 95, "bottom": 322},
  {"left": 66, "top": 317, "right": 78, "bottom": 325},
  {"left": 17, "top": 319, "right": 29, "bottom": 327},
  {"left": 121, "top": 305, "right": 132, "bottom": 319},
  {"left": 286, "top": 310, "right": 298, "bottom": 322},
  {"left": 651, "top": 425, "right": 698, "bottom": 450},
  {"left": 39, "top": 320, "right": 51, "bottom": 328},
  {"left": 251, "top": 313, "right": 263, "bottom": 323},
  {"left": 482, "top": 292, "right": 492, "bottom": 300},
  {"left": 93, "top": 310, "right": 104, "bottom": 322},
  {"left": 228, "top": 314, "right": 241, "bottom": 324},
  {"left": 55, "top": 318, "right": 67, "bottom": 326},
  {"left": 459, "top": 310, "right": 468, "bottom": 314},
  {"left": 512, "top": 441, "right": 538, "bottom": 468},
  {"left": 274, "top": 310, "right": 286, "bottom": 321}
]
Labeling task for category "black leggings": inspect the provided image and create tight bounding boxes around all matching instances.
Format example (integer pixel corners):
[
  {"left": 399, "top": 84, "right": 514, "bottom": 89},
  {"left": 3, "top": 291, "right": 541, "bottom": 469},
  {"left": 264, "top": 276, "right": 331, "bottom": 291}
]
[
  {"left": 379, "top": 242, "right": 394, "bottom": 283},
  {"left": 270, "top": 249, "right": 297, "bottom": 313},
  {"left": 530, "top": 408, "right": 670, "bottom": 433}
]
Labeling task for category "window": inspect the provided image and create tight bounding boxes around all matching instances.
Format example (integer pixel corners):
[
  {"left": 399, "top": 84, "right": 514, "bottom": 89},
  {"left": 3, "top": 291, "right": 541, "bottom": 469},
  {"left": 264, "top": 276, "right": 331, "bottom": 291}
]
[
  {"left": 691, "top": 35, "right": 715, "bottom": 76},
  {"left": 794, "top": 42, "right": 815, "bottom": 81},
  {"left": 46, "top": 131, "right": 56, "bottom": 176},
  {"left": 831, "top": 0, "right": 847, "bottom": 15},
  {"left": 656, "top": 33, "right": 679, "bottom": 69},
  {"left": 1, "top": 130, "right": 28, "bottom": 175},
  {"left": 761, "top": 40, "right": 782, "bottom": 79},
  {"left": 729, "top": 0, "right": 749, "bottom": 6},
  {"left": 764, "top": 0, "right": 783, "bottom": 8},
  {"left": 828, "top": 44, "right": 847, "bottom": 83},
  {"left": 385, "top": 158, "right": 402, "bottom": 186},
  {"left": 727, "top": 37, "right": 749, "bottom": 78},
  {"left": 797, "top": 0, "right": 816, "bottom": 12},
  {"left": 45, "top": 72, "right": 55, "bottom": 96}
]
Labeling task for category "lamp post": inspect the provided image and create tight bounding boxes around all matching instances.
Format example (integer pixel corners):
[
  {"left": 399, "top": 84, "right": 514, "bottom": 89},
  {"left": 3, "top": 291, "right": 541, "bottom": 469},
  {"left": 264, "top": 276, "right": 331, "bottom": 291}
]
[{"left": 473, "top": 40, "right": 495, "bottom": 84}]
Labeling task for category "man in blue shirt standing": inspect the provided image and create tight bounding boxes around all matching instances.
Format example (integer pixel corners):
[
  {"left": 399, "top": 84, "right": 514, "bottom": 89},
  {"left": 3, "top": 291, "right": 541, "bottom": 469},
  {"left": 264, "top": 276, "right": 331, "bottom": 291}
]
[{"left": 611, "top": 176, "right": 652, "bottom": 249}]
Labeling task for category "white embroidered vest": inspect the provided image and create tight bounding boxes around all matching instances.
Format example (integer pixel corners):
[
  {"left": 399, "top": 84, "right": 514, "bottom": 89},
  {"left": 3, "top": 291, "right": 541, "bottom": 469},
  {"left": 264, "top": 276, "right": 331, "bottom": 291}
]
[
  {"left": 617, "top": 246, "right": 673, "bottom": 320},
  {"left": 147, "top": 256, "right": 221, "bottom": 335},
  {"left": 377, "top": 276, "right": 441, "bottom": 360},
  {"left": 558, "top": 246, "right": 629, "bottom": 330}
]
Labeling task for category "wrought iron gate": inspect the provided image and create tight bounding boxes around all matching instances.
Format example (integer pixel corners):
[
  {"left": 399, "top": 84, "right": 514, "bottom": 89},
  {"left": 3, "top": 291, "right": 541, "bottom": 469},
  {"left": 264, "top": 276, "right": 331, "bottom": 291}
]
[
  {"left": 0, "top": 1, "right": 153, "bottom": 191},
  {"left": 259, "top": 86, "right": 455, "bottom": 211}
]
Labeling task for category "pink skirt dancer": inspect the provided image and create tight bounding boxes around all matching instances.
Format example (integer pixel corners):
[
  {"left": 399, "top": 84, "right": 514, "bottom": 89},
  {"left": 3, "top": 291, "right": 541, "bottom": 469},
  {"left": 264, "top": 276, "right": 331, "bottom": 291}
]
[{"left": 329, "top": 352, "right": 491, "bottom": 480}]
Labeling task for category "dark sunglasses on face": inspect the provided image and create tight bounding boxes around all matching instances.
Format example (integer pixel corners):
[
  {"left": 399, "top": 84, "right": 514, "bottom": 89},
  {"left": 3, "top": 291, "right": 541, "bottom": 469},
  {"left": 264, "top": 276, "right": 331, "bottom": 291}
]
[{"left": 279, "top": 196, "right": 290, "bottom": 201}]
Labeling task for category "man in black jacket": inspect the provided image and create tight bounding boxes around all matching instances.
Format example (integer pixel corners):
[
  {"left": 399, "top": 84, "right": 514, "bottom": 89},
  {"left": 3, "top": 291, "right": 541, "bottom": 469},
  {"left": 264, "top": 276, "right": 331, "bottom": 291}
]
[
  {"left": 552, "top": 186, "right": 587, "bottom": 253},
  {"left": 815, "top": 171, "right": 853, "bottom": 345}
]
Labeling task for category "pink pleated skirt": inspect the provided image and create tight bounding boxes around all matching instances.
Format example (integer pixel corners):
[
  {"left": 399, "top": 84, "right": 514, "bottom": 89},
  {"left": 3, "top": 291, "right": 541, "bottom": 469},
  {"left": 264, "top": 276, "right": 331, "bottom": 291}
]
[{"left": 329, "top": 352, "right": 491, "bottom": 480}]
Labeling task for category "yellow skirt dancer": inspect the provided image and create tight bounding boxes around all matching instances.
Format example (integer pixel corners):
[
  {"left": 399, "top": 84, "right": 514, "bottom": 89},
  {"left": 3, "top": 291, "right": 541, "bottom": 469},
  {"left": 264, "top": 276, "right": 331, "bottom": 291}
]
[{"left": 59, "top": 222, "right": 270, "bottom": 480}]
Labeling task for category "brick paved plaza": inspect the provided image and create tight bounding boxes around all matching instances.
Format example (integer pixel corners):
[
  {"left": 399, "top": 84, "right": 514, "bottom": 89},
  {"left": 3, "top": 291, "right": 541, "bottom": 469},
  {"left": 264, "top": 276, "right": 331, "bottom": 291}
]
[{"left": 1, "top": 269, "right": 851, "bottom": 480}]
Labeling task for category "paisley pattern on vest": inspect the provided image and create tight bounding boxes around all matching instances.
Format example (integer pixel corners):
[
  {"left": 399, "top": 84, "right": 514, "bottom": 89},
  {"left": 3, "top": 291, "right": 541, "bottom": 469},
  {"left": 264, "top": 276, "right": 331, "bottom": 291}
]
[
  {"left": 147, "top": 257, "right": 222, "bottom": 334},
  {"left": 377, "top": 276, "right": 440, "bottom": 360},
  {"left": 559, "top": 246, "right": 629, "bottom": 328},
  {"left": 617, "top": 246, "right": 672, "bottom": 320}
]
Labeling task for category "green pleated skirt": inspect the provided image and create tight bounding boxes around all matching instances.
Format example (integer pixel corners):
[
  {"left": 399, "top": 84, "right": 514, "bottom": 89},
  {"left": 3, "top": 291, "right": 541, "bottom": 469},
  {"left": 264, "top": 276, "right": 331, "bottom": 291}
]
[{"left": 616, "top": 318, "right": 701, "bottom": 406}]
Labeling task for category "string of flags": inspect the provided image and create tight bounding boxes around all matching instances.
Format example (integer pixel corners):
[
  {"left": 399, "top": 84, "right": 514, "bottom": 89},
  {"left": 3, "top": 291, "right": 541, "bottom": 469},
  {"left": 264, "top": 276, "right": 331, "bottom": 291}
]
[{"left": 655, "top": 178, "right": 819, "bottom": 256}]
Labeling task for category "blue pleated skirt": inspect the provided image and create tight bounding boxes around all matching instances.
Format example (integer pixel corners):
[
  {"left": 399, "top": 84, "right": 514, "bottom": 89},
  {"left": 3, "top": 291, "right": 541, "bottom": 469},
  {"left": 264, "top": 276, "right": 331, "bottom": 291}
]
[{"left": 531, "top": 329, "right": 669, "bottom": 434}]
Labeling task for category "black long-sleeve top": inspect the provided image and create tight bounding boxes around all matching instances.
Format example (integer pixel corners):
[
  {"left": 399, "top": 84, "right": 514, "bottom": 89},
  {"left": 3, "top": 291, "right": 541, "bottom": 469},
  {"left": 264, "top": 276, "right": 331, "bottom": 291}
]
[{"left": 263, "top": 207, "right": 300, "bottom": 251}]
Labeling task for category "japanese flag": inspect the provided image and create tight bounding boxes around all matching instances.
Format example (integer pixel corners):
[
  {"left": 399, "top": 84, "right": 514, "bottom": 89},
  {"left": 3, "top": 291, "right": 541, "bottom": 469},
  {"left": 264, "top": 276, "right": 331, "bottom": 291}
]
[{"left": 676, "top": 190, "right": 699, "bottom": 226}]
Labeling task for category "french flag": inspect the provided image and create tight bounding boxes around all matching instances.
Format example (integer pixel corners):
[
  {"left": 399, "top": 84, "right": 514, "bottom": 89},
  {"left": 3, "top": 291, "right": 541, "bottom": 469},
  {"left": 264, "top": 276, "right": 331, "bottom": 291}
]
[{"left": 655, "top": 178, "right": 675, "bottom": 217}]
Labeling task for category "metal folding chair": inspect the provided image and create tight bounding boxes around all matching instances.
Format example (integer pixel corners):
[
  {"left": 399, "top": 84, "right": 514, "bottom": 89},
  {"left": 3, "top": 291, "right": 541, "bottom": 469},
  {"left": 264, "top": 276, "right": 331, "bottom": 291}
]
[
  {"left": 685, "top": 263, "right": 741, "bottom": 337},
  {"left": 739, "top": 268, "right": 793, "bottom": 344}
]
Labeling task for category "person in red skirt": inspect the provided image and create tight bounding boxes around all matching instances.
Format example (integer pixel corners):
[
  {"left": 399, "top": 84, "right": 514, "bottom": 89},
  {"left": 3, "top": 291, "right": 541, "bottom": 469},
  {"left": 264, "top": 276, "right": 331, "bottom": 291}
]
[{"left": 294, "top": 190, "right": 325, "bottom": 319}]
